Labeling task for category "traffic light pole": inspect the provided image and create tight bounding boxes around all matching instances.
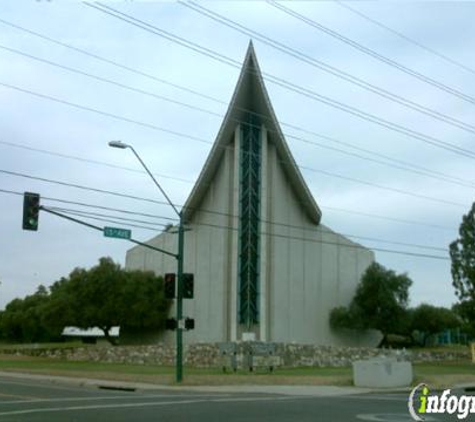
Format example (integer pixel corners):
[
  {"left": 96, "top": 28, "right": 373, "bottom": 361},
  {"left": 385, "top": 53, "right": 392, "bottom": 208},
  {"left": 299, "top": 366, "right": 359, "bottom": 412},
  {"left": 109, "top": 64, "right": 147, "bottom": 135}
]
[{"left": 176, "top": 214, "right": 184, "bottom": 383}]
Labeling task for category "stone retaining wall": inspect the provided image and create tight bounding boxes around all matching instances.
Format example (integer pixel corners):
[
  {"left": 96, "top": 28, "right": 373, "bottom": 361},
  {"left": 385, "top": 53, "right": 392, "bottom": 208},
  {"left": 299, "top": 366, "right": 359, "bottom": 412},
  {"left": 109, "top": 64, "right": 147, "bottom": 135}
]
[{"left": 1, "top": 343, "right": 470, "bottom": 368}]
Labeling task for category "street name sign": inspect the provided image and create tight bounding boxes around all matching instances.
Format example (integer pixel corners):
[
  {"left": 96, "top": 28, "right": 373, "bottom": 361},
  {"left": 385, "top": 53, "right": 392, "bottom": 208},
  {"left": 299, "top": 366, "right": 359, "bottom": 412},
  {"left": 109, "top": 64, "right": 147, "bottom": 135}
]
[{"left": 104, "top": 226, "right": 131, "bottom": 240}]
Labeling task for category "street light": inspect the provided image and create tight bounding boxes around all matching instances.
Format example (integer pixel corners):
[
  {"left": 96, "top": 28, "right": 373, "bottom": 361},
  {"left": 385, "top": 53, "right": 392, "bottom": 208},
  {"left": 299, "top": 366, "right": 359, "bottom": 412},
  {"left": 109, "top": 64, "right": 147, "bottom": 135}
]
[{"left": 108, "top": 140, "right": 186, "bottom": 383}]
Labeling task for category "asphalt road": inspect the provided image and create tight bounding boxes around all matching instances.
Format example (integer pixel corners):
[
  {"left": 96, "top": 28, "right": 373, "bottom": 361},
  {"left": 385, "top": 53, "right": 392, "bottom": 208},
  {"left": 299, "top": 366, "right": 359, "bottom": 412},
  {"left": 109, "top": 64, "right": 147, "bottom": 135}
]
[{"left": 0, "top": 375, "right": 455, "bottom": 422}]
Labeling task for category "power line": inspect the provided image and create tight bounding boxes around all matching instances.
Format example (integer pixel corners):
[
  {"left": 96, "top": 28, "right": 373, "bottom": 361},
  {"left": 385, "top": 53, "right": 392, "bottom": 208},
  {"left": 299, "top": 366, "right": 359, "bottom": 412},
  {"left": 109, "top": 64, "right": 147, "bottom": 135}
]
[
  {"left": 0, "top": 185, "right": 454, "bottom": 234},
  {"left": 48, "top": 207, "right": 169, "bottom": 228},
  {"left": 47, "top": 206, "right": 168, "bottom": 232},
  {"left": 0, "top": 117, "right": 468, "bottom": 209},
  {"left": 299, "top": 164, "right": 466, "bottom": 208},
  {"left": 0, "top": 140, "right": 194, "bottom": 185},
  {"left": 2, "top": 19, "right": 474, "bottom": 188},
  {"left": 323, "top": 205, "right": 454, "bottom": 232},
  {"left": 179, "top": 0, "right": 475, "bottom": 135},
  {"left": 267, "top": 0, "right": 475, "bottom": 106},
  {"left": 0, "top": 186, "right": 455, "bottom": 241},
  {"left": 2, "top": 78, "right": 472, "bottom": 203},
  {"left": 335, "top": 0, "right": 475, "bottom": 77},
  {"left": 0, "top": 182, "right": 452, "bottom": 254},
  {"left": 50, "top": 201, "right": 450, "bottom": 261},
  {"left": 84, "top": 2, "right": 475, "bottom": 160},
  {"left": 2, "top": 188, "right": 446, "bottom": 260},
  {"left": 0, "top": 170, "right": 178, "bottom": 209},
  {"left": 46, "top": 204, "right": 447, "bottom": 253},
  {"left": 0, "top": 45, "right": 475, "bottom": 188},
  {"left": 0, "top": 18, "right": 223, "bottom": 106},
  {"left": 7, "top": 189, "right": 180, "bottom": 223},
  {"left": 0, "top": 44, "right": 224, "bottom": 121},
  {"left": 285, "top": 131, "right": 475, "bottom": 189},
  {"left": 3, "top": 81, "right": 460, "bottom": 204},
  {"left": 0, "top": 81, "right": 210, "bottom": 145},
  {"left": 2, "top": 40, "right": 475, "bottom": 188}
]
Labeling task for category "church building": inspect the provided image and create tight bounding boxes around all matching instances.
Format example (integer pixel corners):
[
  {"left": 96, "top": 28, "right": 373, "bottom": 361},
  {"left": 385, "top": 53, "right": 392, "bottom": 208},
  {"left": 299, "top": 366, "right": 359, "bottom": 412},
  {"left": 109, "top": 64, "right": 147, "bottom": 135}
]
[{"left": 125, "top": 43, "right": 376, "bottom": 346}]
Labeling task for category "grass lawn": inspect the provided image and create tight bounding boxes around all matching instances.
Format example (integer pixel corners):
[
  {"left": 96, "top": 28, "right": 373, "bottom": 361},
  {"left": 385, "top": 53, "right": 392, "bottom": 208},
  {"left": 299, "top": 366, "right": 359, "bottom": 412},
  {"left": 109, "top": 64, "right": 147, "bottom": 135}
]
[
  {"left": 0, "top": 341, "right": 101, "bottom": 350},
  {"left": 0, "top": 354, "right": 474, "bottom": 387},
  {"left": 413, "top": 361, "right": 475, "bottom": 388},
  {"left": 0, "top": 354, "right": 354, "bottom": 386}
]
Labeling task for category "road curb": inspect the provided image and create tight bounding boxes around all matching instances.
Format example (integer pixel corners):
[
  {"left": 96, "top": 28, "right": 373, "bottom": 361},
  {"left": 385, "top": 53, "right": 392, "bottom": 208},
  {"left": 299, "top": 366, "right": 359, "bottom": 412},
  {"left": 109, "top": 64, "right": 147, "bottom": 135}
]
[{"left": 0, "top": 370, "right": 416, "bottom": 397}]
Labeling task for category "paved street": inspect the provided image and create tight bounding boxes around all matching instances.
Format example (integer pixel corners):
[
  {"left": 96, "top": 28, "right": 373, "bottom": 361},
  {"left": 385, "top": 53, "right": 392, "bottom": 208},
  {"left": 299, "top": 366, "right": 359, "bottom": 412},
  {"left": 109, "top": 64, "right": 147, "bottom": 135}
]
[{"left": 0, "top": 374, "right": 454, "bottom": 421}]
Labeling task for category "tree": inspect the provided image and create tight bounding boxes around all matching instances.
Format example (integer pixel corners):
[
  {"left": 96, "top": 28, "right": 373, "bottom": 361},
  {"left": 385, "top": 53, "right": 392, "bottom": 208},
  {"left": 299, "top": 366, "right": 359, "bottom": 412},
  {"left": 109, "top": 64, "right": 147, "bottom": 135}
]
[
  {"left": 45, "top": 257, "right": 171, "bottom": 345},
  {"left": 452, "top": 301, "right": 475, "bottom": 338},
  {"left": 411, "top": 304, "right": 459, "bottom": 346},
  {"left": 119, "top": 269, "right": 169, "bottom": 331},
  {"left": 450, "top": 202, "right": 475, "bottom": 334},
  {"left": 0, "top": 285, "right": 58, "bottom": 343},
  {"left": 330, "top": 262, "right": 412, "bottom": 346}
]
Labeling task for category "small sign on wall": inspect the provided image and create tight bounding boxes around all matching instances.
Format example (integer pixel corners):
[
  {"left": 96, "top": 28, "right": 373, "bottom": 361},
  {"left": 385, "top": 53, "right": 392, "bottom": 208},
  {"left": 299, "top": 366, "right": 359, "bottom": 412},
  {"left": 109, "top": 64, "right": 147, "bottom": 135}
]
[{"left": 242, "top": 332, "right": 256, "bottom": 342}]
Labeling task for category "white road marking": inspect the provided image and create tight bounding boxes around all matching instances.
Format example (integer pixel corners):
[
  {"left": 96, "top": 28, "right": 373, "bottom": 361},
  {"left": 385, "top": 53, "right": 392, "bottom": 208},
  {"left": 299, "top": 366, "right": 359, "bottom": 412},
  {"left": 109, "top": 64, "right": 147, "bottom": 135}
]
[
  {"left": 0, "top": 395, "right": 310, "bottom": 416},
  {"left": 0, "top": 393, "right": 231, "bottom": 405},
  {"left": 345, "top": 395, "right": 408, "bottom": 402},
  {"left": 357, "top": 413, "right": 438, "bottom": 421}
]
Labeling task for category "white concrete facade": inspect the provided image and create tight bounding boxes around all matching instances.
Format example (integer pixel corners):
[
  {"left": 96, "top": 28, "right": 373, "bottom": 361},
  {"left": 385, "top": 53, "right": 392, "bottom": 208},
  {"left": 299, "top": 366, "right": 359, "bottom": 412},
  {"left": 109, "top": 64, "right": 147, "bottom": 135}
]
[{"left": 125, "top": 43, "right": 377, "bottom": 346}]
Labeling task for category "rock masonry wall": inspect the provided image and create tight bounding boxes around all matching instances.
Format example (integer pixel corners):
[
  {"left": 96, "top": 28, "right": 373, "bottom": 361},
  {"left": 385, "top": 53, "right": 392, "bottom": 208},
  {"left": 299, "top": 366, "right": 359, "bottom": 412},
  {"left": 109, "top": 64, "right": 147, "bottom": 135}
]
[{"left": 1, "top": 342, "right": 470, "bottom": 368}]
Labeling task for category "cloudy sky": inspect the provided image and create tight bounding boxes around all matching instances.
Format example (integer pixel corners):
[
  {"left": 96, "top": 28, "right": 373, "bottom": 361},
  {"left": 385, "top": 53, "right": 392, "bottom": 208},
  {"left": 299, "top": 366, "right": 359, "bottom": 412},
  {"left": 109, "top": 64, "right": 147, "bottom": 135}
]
[{"left": 1, "top": 1, "right": 474, "bottom": 310}]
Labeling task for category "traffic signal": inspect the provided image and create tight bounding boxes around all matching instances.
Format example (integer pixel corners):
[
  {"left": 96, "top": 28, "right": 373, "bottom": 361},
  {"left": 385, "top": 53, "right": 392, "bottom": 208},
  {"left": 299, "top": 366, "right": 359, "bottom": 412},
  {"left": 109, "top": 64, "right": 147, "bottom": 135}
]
[
  {"left": 165, "top": 318, "right": 177, "bottom": 330},
  {"left": 164, "top": 273, "right": 176, "bottom": 299},
  {"left": 185, "top": 317, "right": 195, "bottom": 330},
  {"left": 183, "top": 273, "right": 194, "bottom": 299},
  {"left": 22, "top": 192, "right": 40, "bottom": 231}
]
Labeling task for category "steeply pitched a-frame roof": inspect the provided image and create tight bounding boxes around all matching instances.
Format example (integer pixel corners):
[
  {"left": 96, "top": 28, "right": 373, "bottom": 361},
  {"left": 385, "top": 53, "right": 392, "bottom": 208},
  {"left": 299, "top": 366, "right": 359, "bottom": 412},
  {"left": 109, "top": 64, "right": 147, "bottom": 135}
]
[{"left": 182, "top": 41, "right": 322, "bottom": 225}]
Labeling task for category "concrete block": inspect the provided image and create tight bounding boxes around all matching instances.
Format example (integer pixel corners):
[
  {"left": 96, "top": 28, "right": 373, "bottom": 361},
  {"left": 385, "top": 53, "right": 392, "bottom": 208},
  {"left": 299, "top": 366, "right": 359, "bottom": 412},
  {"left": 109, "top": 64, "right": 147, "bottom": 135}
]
[{"left": 353, "top": 358, "right": 413, "bottom": 388}]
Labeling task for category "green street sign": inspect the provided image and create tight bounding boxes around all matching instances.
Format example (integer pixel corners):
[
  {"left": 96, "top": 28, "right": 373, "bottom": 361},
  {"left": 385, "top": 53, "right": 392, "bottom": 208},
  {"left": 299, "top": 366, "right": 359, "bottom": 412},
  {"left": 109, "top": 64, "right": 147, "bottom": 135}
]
[{"left": 104, "top": 226, "right": 131, "bottom": 240}]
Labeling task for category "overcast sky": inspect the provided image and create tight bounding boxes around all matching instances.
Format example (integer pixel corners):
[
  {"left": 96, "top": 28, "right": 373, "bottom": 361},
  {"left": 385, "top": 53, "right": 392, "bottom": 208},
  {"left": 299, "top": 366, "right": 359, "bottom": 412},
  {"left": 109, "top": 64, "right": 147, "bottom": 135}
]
[{"left": 1, "top": 1, "right": 474, "bottom": 311}]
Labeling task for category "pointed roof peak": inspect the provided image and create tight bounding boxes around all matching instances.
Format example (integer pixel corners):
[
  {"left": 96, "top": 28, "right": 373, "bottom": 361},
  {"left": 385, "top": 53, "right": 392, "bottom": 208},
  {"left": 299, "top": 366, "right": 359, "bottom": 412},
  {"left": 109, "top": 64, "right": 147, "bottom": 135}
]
[
  {"left": 246, "top": 39, "right": 255, "bottom": 53},
  {"left": 243, "top": 40, "right": 258, "bottom": 68},
  {"left": 182, "top": 44, "right": 322, "bottom": 224}
]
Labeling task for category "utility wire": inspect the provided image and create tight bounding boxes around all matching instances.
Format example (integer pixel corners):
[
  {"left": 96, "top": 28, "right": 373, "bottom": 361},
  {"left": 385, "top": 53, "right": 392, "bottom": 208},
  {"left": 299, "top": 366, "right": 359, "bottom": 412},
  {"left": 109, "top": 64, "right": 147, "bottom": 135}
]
[
  {"left": 1, "top": 188, "right": 179, "bottom": 223},
  {"left": 0, "top": 45, "right": 223, "bottom": 121},
  {"left": 51, "top": 202, "right": 449, "bottom": 261},
  {"left": 323, "top": 205, "right": 453, "bottom": 232},
  {"left": 299, "top": 164, "right": 466, "bottom": 208},
  {"left": 49, "top": 206, "right": 170, "bottom": 229},
  {"left": 2, "top": 18, "right": 474, "bottom": 187},
  {"left": 0, "top": 187, "right": 453, "bottom": 232},
  {"left": 47, "top": 206, "right": 168, "bottom": 232},
  {"left": 1, "top": 80, "right": 471, "bottom": 203},
  {"left": 0, "top": 17, "right": 222, "bottom": 105},
  {"left": 0, "top": 81, "right": 210, "bottom": 145},
  {"left": 0, "top": 183, "right": 452, "bottom": 253},
  {"left": 84, "top": 2, "right": 475, "bottom": 160},
  {"left": 267, "top": 0, "right": 475, "bottom": 105},
  {"left": 180, "top": 0, "right": 475, "bottom": 135},
  {"left": 0, "top": 189, "right": 449, "bottom": 260},
  {"left": 44, "top": 203, "right": 448, "bottom": 253},
  {"left": 0, "top": 125, "right": 468, "bottom": 209},
  {"left": 2, "top": 41, "right": 475, "bottom": 187},
  {"left": 335, "top": 0, "right": 475, "bottom": 77},
  {"left": 2, "top": 40, "right": 475, "bottom": 188},
  {"left": 0, "top": 141, "right": 193, "bottom": 185},
  {"left": 4, "top": 138, "right": 474, "bottom": 192}
]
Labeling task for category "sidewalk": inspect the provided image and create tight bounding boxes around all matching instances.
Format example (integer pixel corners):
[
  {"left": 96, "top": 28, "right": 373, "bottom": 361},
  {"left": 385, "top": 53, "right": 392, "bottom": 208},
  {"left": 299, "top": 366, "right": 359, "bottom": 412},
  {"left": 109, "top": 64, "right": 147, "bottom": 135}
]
[{"left": 0, "top": 370, "right": 383, "bottom": 396}]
